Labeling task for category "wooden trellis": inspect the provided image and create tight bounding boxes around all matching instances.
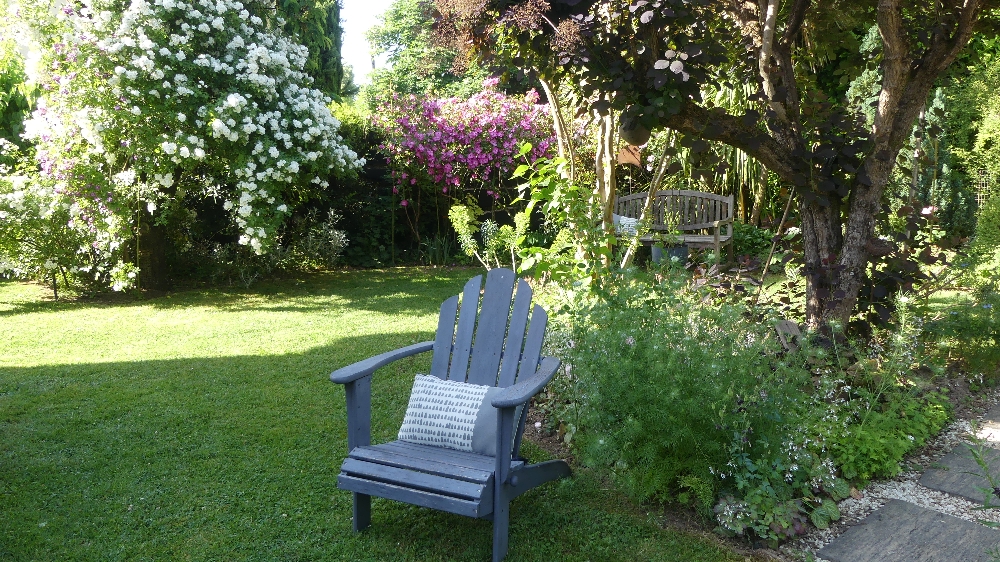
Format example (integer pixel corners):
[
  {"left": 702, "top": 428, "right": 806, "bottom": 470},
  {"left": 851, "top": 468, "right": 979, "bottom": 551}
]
[{"left": 976, "top": 169, "right": 995, "bottom": 208}]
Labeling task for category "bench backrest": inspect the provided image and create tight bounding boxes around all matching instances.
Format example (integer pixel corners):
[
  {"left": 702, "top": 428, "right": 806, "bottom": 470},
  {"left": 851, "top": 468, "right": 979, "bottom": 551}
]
[{"left": 615, "top": 190, "right": 733, "bottom": 231}]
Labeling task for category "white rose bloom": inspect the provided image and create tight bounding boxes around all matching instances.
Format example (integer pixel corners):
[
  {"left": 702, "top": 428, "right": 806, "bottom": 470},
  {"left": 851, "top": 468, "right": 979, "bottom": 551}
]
[
  {"left": 177, "top": 113, "right": 186, "bottom": 122},
  {"left": 114, "top": 169, "right": 137, "bottom": 185},
  {"left": 154, "top": 173, "right": 173, "bottom": 187}
]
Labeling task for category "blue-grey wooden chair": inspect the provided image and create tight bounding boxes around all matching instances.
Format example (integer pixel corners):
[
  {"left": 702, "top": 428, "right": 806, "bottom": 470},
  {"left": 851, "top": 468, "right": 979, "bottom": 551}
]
[{"left": 330, "top": 268, "right": 570, "bottom": 562}]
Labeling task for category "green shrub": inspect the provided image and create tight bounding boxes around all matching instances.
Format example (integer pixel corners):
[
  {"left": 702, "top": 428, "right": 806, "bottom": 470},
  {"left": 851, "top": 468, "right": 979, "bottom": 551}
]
[
  {"left": 0, "top": 39, "right": 34, "bottom": 148},
  {"left": 545, "top": 272, "right": 953, "bottom": 543},
  {"left": 824, "top": 394, "right": 949, "bottom": 480},
  {"left": 326, "top": 101, "right": 404, "bottom": 267},
  {"left": 925, "top": 290, "right": 1000, "bottom": 378},
  {"left": 732, "top": 222, "right": 774, "bottom": 259},
  {"left": 804, "top": 298, "right": 951, "bottom": 481},
  {"left": 0, "top": 160, "right": 100, "bottom": 296},
  {"left": 551, "top": 270, "right": 835, "bottom": 540},
  {"left": 975, "top": 194, "right": 1000, "bottom": 251}
]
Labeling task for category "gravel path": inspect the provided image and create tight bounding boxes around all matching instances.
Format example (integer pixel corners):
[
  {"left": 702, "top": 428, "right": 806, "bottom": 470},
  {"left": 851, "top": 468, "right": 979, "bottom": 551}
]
[{"left": 782, "top": 387, "right": 1000, "bottom": 561}]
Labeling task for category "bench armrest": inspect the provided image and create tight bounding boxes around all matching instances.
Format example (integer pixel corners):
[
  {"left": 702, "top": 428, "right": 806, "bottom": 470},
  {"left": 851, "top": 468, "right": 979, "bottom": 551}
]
[
  {"left": 330, "top": 341, "right": 435, "bottom": 384},
  {"left": 491, "top": 356, "right": 561, "bottom": 409},
  {"left": 712, "top": 217, "right": 734, "bottom": 228}
]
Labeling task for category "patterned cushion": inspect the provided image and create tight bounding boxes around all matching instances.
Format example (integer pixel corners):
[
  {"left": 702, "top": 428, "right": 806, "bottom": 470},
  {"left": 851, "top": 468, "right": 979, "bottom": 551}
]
[
  {"left": 398, "top": 375, "right": 523, "bottom": 457},
  {"left": 614, "top": 214, "right": 640, "bottom": 236}
]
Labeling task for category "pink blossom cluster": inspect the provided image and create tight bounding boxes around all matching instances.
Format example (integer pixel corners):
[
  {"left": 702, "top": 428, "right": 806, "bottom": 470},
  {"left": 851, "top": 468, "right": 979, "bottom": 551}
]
[{"left": 376, "top": 79, "right": 554, "bottom": 204}]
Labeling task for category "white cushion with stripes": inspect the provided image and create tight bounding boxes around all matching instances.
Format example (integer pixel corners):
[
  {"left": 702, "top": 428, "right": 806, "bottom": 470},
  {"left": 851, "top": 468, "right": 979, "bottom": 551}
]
[{"left": 397, "top": 374, "right": 523, "bottom": 457}]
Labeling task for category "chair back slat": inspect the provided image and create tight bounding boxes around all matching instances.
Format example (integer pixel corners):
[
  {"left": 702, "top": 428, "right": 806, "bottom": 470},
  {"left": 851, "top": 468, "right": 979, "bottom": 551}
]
[
  {"left": 429, "top": 295, "right": 459, "bottom": 379},
  {"left": 497, "top": 279, "right": 533, "bottom": 387},
  {"left": 467, "top": 269, "right": 517, "bottom": 386},
  {"left": 448, "top": 275, "right": 483, "bottom": 382},
  {"left": 517, "top": 305, "right": 547, "bottom": 382}
]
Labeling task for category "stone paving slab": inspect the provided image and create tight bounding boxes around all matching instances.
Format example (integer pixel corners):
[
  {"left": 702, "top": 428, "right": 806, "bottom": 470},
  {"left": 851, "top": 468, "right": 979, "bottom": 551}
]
[
  {"left": 818, "top": 499, "right": 1000, "bottom": 562},
  {"left": 920, "top": 444, "right": 1000, "bottom": 504},
  {"left": 977, "top": 403, "right": 1000, "bottom": 444}
]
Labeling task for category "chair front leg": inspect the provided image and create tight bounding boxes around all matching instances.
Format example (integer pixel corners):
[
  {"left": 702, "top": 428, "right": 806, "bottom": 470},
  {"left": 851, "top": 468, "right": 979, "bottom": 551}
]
[
  {"left": 493, "top": 406, "right": 516, "bottom": 562},
  {"left": 345, "top": 376, "right": 373, "bottom": 531}
]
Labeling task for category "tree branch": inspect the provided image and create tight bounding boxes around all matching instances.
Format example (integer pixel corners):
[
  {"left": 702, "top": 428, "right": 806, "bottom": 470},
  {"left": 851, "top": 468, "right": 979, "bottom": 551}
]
[
  {"left": 664, "top": 102, "right": 797, "bottom": 181},
  {"left": 728, "top": 0, "right": 805, "bottom": 155},
  {"left": 758, "top": 0, "right": 786, "bottom": 122},
  {"left": 873, "top": 0, "right": 908, "bottom": 140},
  {"left": 883, "top": 0, "right": 984, "bottom": 160},
  {"left": 778, "top": 0, "right": 811, "bottom": 49},
  {"left": 771, "top": 0, "right": 811, "bottom": 143}
]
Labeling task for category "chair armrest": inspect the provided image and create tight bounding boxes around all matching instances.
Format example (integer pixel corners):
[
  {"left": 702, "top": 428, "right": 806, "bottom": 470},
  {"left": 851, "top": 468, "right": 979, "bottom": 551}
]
[
  {"left": 490, "top": 356, "right": 561, "bottom": 409},
  {"left": 329, "top": 341, "right": 435, "bottom": 385},
  {"left": 712, "top": 217, "right": 734, "bottom": 228}
]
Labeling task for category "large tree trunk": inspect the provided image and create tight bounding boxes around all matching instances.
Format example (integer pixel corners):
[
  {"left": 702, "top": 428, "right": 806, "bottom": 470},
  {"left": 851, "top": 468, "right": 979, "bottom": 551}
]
[
  {"left": 593, "top": 109, "right": 618, "bottom": 267},
  {"left": 728, "top": 0, "right": 983, "bottom": 329},
  {"left": 138, "top": 209, "right": 172, "bottom": 292},
  {"left": 594, "top": 109, "right": 617, "bottom": 231},
  {"left": 799, "top": 198, "right": 845, "bottom": 325}
]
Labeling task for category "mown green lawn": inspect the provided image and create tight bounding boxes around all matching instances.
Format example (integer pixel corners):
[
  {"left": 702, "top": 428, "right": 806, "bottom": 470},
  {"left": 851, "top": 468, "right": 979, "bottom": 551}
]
[{"left": 0, "top": 268, "right": 748, "bottom": 561}]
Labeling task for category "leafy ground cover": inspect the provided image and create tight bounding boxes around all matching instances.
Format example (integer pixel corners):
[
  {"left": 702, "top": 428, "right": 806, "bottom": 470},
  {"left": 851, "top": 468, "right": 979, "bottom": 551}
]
[
  {"left": 0, "top": 268, "right": 750, "bottom": 562},
  {"left": 533, "top": 265, "right": 977, "bottom": 544}
]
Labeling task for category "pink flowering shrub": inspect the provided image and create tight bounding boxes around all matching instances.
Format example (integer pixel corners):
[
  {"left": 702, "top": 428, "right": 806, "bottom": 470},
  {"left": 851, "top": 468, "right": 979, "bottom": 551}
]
[{"left": 376, "top": 78, "right": 554, "bottom": 206}]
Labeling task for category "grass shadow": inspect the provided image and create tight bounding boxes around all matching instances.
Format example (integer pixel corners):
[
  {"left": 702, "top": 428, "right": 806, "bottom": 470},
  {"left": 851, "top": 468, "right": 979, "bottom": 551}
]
[{"left": 0, "top": 268, "right": 481, "bottom": 319}]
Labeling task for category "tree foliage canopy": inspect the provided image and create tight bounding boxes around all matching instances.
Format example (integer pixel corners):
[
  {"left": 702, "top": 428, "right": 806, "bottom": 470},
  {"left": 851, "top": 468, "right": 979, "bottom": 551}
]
[
  {"left": 362, "top": 0, "right": 488, "bottom": 107},
  {"left": 435, "top": 0, "right": 1000, "bottom": 326}
]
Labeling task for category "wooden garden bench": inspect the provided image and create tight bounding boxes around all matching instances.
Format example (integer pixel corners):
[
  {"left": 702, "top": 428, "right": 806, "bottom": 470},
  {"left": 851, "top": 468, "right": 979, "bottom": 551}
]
[
  {"left": 615, "top": 190, "right": 735, "bottom": 265},
  {"left": 330, "top": 268, "right": 570, "bottom": 562}
]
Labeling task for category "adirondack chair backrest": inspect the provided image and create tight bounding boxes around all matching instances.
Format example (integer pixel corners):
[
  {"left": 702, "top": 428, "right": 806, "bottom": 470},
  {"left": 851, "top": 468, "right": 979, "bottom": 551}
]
[{"left": 428, "top": 268, "right": 546, "bottom": 389}]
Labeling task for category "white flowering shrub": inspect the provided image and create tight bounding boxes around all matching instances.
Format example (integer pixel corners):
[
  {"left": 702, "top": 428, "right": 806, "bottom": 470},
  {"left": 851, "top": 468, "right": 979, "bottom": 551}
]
[
  {"left": 0, "top": 139, "right": 100, "bottom": 296},
  {"left": 13, "top": 0, "right": 363, "bottom": 289}
]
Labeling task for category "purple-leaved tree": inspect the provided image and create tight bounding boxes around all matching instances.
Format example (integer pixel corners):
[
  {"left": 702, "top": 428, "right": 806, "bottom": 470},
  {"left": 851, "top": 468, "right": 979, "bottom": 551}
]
[{"left": 433, "top": 0, "right": 1000, "bottom": 329}]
